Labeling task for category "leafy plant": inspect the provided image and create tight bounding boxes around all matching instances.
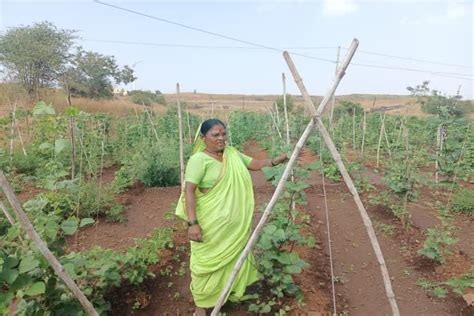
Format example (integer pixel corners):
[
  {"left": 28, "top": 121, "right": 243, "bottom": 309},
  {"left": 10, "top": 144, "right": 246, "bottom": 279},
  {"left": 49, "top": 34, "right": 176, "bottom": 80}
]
[
  {"left": 417, "top": 227, "right": 458, "bottom": 264},
  {"left": 451, "top": 188, "right": 474, "bottom": 215}
]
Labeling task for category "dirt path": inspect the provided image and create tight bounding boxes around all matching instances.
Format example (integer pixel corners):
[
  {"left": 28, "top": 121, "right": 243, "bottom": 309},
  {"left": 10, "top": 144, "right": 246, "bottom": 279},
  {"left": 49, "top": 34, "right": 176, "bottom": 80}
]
[{"left": 301, "top": 150, "right": 471, "bottom": 315}]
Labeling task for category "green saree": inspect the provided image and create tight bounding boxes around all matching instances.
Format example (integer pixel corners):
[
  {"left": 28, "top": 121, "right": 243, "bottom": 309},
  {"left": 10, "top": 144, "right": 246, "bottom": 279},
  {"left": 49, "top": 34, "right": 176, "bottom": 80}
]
[{"left": 175, "top": 146, "right": 259, "bottom": 308}]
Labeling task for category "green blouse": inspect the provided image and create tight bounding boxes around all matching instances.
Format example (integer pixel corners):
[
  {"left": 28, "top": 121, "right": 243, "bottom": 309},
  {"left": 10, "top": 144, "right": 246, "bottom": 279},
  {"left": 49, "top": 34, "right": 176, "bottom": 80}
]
[{"left": 185, "top": 150, "right": 253, "bottom": 188}]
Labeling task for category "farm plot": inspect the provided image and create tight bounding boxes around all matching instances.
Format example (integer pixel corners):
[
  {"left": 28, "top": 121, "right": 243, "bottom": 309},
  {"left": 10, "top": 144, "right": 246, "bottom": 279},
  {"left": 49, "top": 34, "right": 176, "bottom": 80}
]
[{"left": 0, "top": 100, "right": 473, "bottom": 315}]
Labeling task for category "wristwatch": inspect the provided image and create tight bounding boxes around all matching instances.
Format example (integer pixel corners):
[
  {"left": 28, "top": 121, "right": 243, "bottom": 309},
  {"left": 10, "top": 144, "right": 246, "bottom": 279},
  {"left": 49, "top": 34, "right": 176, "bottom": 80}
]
[{"left": 188, "top": 219, "right": 199, "bottom": 227}]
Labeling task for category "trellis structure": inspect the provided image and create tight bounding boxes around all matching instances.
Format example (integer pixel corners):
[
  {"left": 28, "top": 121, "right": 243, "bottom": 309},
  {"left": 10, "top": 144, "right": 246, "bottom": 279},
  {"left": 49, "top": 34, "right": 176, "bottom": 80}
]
[{"left": 211, "top": 39, "right": 400, "bottom": 316}]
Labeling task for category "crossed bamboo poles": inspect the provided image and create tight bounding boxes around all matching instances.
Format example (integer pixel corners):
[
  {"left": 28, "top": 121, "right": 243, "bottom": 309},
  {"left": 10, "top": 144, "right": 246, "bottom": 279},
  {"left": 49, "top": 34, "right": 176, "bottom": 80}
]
[{"left": 211, "top": 39, "right": 400, "bottom": 316}]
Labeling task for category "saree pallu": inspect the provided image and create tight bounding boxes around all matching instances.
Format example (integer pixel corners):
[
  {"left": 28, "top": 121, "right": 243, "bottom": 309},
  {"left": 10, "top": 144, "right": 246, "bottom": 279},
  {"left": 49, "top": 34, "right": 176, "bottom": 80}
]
[{"left": 175, "top": 146, "right": 259, "bottom": 308}]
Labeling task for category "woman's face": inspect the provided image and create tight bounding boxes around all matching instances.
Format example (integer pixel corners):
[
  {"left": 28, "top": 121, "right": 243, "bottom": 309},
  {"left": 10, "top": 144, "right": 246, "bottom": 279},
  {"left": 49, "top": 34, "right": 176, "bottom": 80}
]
[{"left": 202, "top": 124, "right": 227, "bottom": 152}]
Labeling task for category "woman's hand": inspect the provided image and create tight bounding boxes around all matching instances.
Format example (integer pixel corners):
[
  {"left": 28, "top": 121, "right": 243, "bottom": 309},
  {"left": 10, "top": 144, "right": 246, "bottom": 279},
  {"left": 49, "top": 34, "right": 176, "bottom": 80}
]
[
  {"left": 188, "top": 224, "right": 203, "bottom": 242},
  {"left": 273, "top": 153, "right": 289, "bottom": 165}
]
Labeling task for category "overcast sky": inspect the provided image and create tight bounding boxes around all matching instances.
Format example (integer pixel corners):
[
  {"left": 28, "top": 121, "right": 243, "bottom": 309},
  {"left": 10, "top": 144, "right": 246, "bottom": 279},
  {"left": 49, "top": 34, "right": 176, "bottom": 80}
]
[{"left": 1, "top": 0, "right": 473, "bottom": 98}]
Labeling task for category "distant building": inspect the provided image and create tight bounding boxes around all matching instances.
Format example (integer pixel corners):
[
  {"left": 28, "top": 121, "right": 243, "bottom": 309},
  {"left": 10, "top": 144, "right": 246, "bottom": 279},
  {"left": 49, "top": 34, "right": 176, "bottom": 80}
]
[{"left": 113, "top": 87, "right": 128, "bottom": 96}]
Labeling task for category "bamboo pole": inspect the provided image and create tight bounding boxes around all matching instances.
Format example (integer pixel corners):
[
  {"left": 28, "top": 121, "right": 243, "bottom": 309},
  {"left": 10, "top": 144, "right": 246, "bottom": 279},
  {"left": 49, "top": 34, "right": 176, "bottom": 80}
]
[
  {"left": 352, "top": 108, "right": 356, "bottom": 151},
  {"left": 383, "top": 120, "right": 392, "bottom": 159},
  {"left": 435, "top": 125, "right": 442, "bottom": 183},
  {"left": 282, "top": 72, "right": 295, "bottom": 212},
  {"left": 0, "top": 171, "right": 98, "bottom": 316},
  {"left": 285, "top": 47, "right": 400, "bottom": 316},
  {"left": 0, "top": 200, "right": 15, "bottom": 225},
  {"left": 361, "top": 111, "right": 367, "bottom": 156},
  {"left": 69, "top": 117, "right": 76, "bottom": 180},
  {"left": 186, "top": 105, "right": 192, "bottom": 144},
  {"left": 282, "top": 73, "right": 290, "bottom": 146},
  {"left": 176, "top": 83, "right": 185, "bottom": 189},
  {"left": 143, "top": 105, "right": 160, "bottom": 143},
  {"left": 211, "top": 39, "right": 359, "bottom": 316},
  {"left": 225, "top": 113, "right": 233, "bottom": 146},
  {"left": 9, "top": 104, "right": 15, "bottom": 162},
  {"left": 329, "top": 46, "right": 341, "bottom": 127},
  {"left": 268, "top": 108, "right": 282, "bottom": 139},
  {"left": 274, "top": 101, "right": 280, "bottom": 125},
  {"left": 376, "top": 113, "right": 385, "bottom": 168}
]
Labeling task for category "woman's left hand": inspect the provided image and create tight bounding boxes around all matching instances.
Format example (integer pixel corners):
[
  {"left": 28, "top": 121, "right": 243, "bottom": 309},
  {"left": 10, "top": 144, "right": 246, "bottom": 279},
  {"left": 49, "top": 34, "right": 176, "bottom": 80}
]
[{"left": 275, "top": 153, "right": 289, "bottom": 165}]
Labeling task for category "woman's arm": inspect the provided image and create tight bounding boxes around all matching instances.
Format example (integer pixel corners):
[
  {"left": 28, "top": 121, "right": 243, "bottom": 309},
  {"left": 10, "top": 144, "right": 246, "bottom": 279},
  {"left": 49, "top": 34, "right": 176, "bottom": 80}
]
[
  {"left": 247, "top": 153, "right": 288, "bottom": 171},
  {"left": 184, "top": 181, "right": 203, "bottom": 242}
]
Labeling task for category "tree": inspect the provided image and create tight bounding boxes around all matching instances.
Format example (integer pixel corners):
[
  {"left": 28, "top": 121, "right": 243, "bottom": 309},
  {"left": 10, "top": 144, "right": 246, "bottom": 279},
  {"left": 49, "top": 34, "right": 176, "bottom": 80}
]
[
  {"left": 407, "top": 81, "right": 464, "bottom": 119},
  {"left": 0, "top": 21, "right": 75, "bottom": 97},
  {"left": 63, "top": 49, "right": 136, "bottom": 99}
]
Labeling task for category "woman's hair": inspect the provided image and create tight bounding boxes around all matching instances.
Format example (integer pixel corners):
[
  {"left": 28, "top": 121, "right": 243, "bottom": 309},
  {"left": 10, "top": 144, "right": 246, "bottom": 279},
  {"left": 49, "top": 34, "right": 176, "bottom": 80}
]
[{"left": 200, "top": 119, "right": 226, "bottom": 135}]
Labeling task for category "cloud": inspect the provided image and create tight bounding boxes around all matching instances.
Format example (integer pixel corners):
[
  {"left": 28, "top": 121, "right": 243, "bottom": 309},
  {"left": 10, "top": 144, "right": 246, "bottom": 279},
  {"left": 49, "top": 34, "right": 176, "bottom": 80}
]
[
  {"left": 401, "top": 2, "right": 469, "bottom": 25},
  {"left": 322, "top": 0, "right": 359, "bottom": 16}
]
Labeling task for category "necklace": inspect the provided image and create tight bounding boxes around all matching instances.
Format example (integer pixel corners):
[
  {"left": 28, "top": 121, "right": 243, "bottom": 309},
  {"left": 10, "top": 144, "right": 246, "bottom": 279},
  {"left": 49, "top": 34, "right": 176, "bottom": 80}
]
[{"left": 205, "top": 148, "right": 223, "bottom": 156}]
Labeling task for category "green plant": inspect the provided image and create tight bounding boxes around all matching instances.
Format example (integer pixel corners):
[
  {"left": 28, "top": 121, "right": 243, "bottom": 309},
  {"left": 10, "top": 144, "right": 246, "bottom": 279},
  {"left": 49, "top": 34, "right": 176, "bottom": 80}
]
[
  {"left": 333, "top": 100, "right": 363, "bottom": 121},
  {"left": 451, "top": 188, "right": 474, "bottom": 215},
  {"left": 129, "top": 90, "right": 166, "bottom": 106},
  {"left": 417, "top": 227, "right": 458, "bottom": 264},
  {"left": 134, "top": 141, "right": 180, "bottom": 187},
  {"left": 374, "top": 221, "right": 396, "bottom": 236}
]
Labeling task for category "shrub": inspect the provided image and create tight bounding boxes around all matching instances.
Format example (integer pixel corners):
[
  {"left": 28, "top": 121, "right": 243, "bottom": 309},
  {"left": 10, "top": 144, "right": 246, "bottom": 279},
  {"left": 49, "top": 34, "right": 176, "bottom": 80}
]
[
  {"left": 134, "top": 141, "right": 180, "bottom": 187},
  {"left": 129, "top": 90, "right": 166, "bottom": 106},
  {"left": 451, "top": 188, "right": 474, "bottom": 215},
  {"left": 333, "top": 100, "right": 363, "bottom": 121},
  {"left": 77, "top": 181, "right": 125, "bottom": 222},
  {"left": 11, "top": 150, "right": 43, "bottom": 176}
]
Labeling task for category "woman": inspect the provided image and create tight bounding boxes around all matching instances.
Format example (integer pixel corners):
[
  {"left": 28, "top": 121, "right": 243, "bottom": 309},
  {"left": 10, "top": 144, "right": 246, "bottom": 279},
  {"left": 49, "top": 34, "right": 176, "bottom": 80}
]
[{"left": 175, "top": 119, "right": 288, "bottom": 315}]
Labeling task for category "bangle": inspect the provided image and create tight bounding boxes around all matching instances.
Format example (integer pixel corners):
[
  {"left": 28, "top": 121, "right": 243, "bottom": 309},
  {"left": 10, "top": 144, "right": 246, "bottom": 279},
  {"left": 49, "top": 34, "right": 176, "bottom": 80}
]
[
  {"left": 271, "top": 158, "right": 277, "bottom": 167},
  {"left": 187, "top": 219, "right": 199, "bottom": 227}
]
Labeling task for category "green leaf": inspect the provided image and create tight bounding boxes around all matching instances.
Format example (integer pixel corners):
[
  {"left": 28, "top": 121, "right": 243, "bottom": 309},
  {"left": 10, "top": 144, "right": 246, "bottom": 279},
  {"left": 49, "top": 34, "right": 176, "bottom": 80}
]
[
  {"left": 0, "top": 256, "right": 19, "bottom": 285},
  {"left": 61, "top": 218, "right": 79, "bottom": 235},
  {"left": 25, "top": 282, "right": 46, "bottom": 296},
  {"left": 306, "top": 236, "right": 316, "bottom": 247},
  {"left": 10, "top": 274, "right": 33, "bottom": 292},
  {"left": 32, "top": 101, "right": 55, "bottom": 116},
  {"left": 433, "top": 287, "right": 447, "bottom": 298},
  {"left": 55, "top": 139, "right": 70, "bottom": 155},
  {"left": 79, "top": 218, "right": 95, "bottom": 228},
  {"left": 1, "top": 268, "right": 18, "bottom": 285},
  {"left": 19, "top": 256, "right": 39, "bottom": 274},
  {"left": 263, "top": 224, "right": 277, "bottom": 234},
  {"left": 63, "top": 263, "right": 76, "bottom": 278},
  {"left": 39, "top": 142, "right": 54, "bottom": 151},
  {"left": 0, "top": 292, "right": 14, "bottom": 307}
]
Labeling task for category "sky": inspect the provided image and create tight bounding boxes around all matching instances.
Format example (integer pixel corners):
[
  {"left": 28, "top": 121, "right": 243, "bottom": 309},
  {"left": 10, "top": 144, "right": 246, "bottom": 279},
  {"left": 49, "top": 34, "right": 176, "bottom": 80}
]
[{"left": 0, "top": 0, "right": 473, "bottom": 98}]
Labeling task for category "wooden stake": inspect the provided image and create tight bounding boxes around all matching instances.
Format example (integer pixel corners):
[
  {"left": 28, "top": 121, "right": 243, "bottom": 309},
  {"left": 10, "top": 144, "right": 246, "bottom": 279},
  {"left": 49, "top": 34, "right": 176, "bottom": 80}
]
[
  {"left": 269, "top": 108, "right": 282, "bottom": 139},
  {"left": 176, "top": 83, "right": 185, "bottom": 189},
  {"left": 382, "top": 120, "right": 392, "bottom": 159},
  {"left": 211, "top": 39, "right": 360, "bottom": 316},
  {"left": 0, "top": 200, "right": 15, "bottom": 225},
  {"left": 361, "top": 111, "right": 367, "bottom": 156},
  {"left": 274, "top": 101, "right": 280, "bottom": 125},
  {"left": 225, "top": 113, "right": 233, "bottom": 146},
  {"left": 69, "top": 117, "right": 76, "bottom": 180},
  {"left": 352, "top": 108, "right": 356, "bottom": 151},
  {"left": 329, "top": 46, "right": 341, "bottom": 127},
  {"left": 0, "top": 171, "right": 98, "bottom": 316},
  {"left": 282, "top": 72, "right": 295, "bottom": 212},
  {"left": 376, "top": 113, "right": 385, "bottom": 168},
  {"left": 435, "top": 125, "right": 442, "bottom": 184},
  {"left": 282, "top": 73, "right": 290, "bottom": 146}
]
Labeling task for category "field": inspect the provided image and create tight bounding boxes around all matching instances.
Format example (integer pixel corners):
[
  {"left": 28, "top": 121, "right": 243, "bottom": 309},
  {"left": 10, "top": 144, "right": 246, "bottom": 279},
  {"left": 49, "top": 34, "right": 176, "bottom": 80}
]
[{"left": 1, "top": 89, "right": 473, "bottom": 315}]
